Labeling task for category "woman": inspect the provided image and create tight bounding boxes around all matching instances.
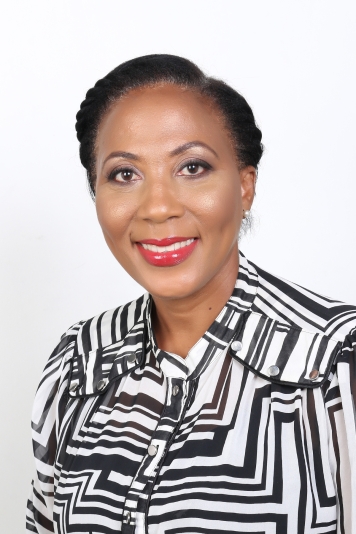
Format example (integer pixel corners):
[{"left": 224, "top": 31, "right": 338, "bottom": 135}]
[{"left": 26, "top": 54, "right": 356, "bottom": 534}]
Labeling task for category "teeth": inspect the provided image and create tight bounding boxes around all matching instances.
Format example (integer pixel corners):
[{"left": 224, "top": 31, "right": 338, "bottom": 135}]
[{"left": 141, "top": 238, "right": 195, "bottom": 252}]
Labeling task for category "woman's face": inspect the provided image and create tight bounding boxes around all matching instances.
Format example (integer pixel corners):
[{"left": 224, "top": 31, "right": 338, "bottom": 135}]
[{"left": 95, "top": 85, "right": 255, "bottom": 300}]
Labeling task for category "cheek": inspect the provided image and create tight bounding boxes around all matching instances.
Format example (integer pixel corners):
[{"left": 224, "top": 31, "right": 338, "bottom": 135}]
[
  {"left": 186, "top": 176, "right": 241, "bottom": 237},
  {"left": 95, "top": 193, "right": 134, "bottom": 247}
]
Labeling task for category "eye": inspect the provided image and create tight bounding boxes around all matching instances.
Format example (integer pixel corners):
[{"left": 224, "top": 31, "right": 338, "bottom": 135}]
[
  {"left": 107, "top": 166, "right": 141, "bottom": 184},
  {"left": 177, "top": 159, "right": 212, "bottom": 177}
]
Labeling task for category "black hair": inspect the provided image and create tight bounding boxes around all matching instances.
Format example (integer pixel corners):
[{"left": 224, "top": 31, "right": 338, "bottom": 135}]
[{"left": 75, "top": 54, "right": 263, "bottom": 197}]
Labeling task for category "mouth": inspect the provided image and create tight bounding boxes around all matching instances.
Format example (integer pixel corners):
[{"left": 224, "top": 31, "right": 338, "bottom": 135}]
[{"left": 136, "top": 237, "right": 198, "bottom": 267}]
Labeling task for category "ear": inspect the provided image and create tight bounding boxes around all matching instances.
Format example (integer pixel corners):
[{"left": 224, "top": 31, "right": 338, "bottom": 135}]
[{"left": 240, "top": 166, "right": 256, "bottom": 210}]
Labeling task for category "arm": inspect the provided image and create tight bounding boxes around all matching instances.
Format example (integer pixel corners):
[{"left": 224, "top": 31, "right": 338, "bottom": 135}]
[
  {"left": 26, "top": 326, "right": 79, "bottom": 533},
  {"left": 325, "top": 327, "right": 356, "bottom": 534}
]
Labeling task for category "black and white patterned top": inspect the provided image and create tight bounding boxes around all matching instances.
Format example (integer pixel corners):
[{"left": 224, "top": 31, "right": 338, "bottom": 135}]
[{"left": 26, "top": 252, "right": 356, "bottom": 534}]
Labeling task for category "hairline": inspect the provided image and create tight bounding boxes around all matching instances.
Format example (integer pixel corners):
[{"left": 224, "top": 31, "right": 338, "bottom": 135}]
[{"left": 89, "top": 80, "right": 244, "bottom": 191}]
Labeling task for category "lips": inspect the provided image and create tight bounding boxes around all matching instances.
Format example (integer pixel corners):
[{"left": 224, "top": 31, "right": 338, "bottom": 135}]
[{"left": 136, "top": 237, "right": 198, "bottom": 267}]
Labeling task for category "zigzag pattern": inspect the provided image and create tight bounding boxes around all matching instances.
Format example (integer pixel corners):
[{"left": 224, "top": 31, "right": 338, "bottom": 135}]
[{"left": 26, "top": 253, "right": 356, "bottom": 533}]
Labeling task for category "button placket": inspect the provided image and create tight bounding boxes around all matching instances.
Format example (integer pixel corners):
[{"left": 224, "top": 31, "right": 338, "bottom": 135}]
[
  {"left": 147, "top": 444, "right": 158, "bottom": 456},
  {"left": 123, "top": 510, "right": 131, "bottom": 524},
  {"left": 121, "top": 377, "right": 189, "bottom": 526},
  {"left": 142, "top": 378, "right": 194, "bottom": 527}
]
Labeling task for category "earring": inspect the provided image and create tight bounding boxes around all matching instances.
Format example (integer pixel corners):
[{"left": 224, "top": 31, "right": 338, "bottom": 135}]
[{"left": 243, "top": 209, "right": 250, "bottom": 219}]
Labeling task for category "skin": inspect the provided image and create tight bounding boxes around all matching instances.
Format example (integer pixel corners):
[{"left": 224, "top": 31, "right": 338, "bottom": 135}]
[{"left": 95, "top": 84, "right": 256, "bottom": 358}]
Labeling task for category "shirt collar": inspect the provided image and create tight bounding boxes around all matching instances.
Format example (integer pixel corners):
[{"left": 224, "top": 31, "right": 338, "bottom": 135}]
[
  {"left": 146, "top": 251, "right": 258, "bottom": 380},
  {"left": 68, "top": 251, "right": 342, "bottom": 398}
]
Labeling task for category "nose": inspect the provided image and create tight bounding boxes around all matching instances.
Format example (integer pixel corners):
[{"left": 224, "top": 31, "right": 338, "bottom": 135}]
[{"left": 136, "top": 176, "right": 185, "bottom": 223}]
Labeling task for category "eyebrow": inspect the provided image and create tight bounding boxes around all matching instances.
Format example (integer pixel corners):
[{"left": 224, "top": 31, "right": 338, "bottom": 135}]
[
  {"left": 169, "top": 141, "right": 219, "bottom": 159},
  {"left": 102, "top": 141, "right": 219, "bottom": 168},
  {"left": 102, "top": 151, "right": 139, "bottom": 166}
]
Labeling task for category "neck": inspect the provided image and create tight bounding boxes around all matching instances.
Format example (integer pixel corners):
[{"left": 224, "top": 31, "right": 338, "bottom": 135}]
[{"left": 151, "top": 247, "right": 239, "bottom": 358}]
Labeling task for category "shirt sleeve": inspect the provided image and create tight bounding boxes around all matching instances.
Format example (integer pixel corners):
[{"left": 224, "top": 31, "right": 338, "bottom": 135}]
[
  {"left": 26, "top": 325, "right": 79, "bottom": 533},
  {"left": 325, "top": 327, "right": 356, "bottom": 534}
]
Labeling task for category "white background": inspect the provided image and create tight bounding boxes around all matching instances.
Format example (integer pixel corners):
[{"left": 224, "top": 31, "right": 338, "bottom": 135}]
[{"left": 1, "top": 1, "right": 355, "bottom": 530}]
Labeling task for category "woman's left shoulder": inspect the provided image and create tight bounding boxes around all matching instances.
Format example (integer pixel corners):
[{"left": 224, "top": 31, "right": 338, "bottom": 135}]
[{"left": 250, "top": 259, "right": 356, "bottom": 343}]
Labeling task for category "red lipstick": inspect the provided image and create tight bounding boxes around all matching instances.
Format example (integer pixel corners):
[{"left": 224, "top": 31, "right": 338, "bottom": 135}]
[{"left": 136, "top": 237, "right": 198, "bottom": 267}]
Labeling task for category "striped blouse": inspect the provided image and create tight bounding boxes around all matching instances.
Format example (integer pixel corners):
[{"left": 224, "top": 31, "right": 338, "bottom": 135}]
[{"left": 26, "top": 252, "right": 356, "bottom": 534}]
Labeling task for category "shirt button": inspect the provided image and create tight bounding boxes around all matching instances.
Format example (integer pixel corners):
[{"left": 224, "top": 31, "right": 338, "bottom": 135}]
[
  {"left": 267, "top": 365, "right": 280, "bottom": 377},
  {"left": 123, "top": 510, "right": 131, "bottom": 524},
  {"left": 148, "top": 444, "right": 158, "bottom": 456},
  {"left": 231, "top": 340, "right": 243, "bottom": 352},
  {"left": 309, "top": 369, "right": 320, "bottom": 381},
  {"left": 97, "top": 378, "right": 108, "bottom": 391},
  {"left": 127, "top": 352, "right": 137, "bottom": 363},
  {"left": 172, "top": 385, "right": 180, "bottom": 396}
]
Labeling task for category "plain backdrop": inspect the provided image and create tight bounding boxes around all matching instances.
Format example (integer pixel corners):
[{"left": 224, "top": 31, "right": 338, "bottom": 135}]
[{"left": 1, "top": 1, "right": 355, "bottom": 530}]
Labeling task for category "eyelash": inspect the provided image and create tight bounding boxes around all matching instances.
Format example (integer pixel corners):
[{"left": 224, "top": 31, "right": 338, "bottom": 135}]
[
  {"left": 177, "top": 159, "right": 212, "bottom": 176},
  {"left": 107, "top": 158, "right": 212, "bottom": 184},
  {"left": 107, "top": 166, "right": 138, "bottom": 183}
]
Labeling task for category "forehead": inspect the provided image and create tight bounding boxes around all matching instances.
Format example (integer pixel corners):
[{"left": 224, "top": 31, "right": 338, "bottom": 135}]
[{"left": 95, "top": 84, "right": 234, "bottom": 160}]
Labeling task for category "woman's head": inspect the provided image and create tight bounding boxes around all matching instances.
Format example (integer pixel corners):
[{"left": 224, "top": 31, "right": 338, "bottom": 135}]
[
  {"left": 75, "top": 55, "right": 263, "bottom": 300},
  {"left": 76, "top": 54, "right": 263, "bottom": 195}
]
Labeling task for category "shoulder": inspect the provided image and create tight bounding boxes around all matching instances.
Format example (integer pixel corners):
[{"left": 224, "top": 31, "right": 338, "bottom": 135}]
[
  {"left": 34, "top": 293, "right": 149, "bottom": 403},
  {"left": 73, "top": 292, "right": 149, "bottom": 354},
  {"left": 39, "top": 292, "right": 149, "bottom": 373},
  {"left": 230, "top": 256, "right": 356, "bottom": 388},
  {"left": 250, "top": 260, "right": 356, "bottom": 342}
]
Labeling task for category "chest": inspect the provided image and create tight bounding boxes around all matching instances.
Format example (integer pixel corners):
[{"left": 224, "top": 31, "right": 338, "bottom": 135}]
[{"left": 53, "top": 352, "right": 338, "bottom": 533}]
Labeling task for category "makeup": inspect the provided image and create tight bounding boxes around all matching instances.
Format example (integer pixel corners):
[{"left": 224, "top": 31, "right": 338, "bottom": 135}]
[{"left": 136, "top": 237, "right": 198, "bottom": 267}]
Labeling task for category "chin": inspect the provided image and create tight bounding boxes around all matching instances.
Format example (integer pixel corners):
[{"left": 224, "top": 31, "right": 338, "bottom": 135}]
[{"left": 138, "top": 271, "right": 205, "bottom": 301}]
